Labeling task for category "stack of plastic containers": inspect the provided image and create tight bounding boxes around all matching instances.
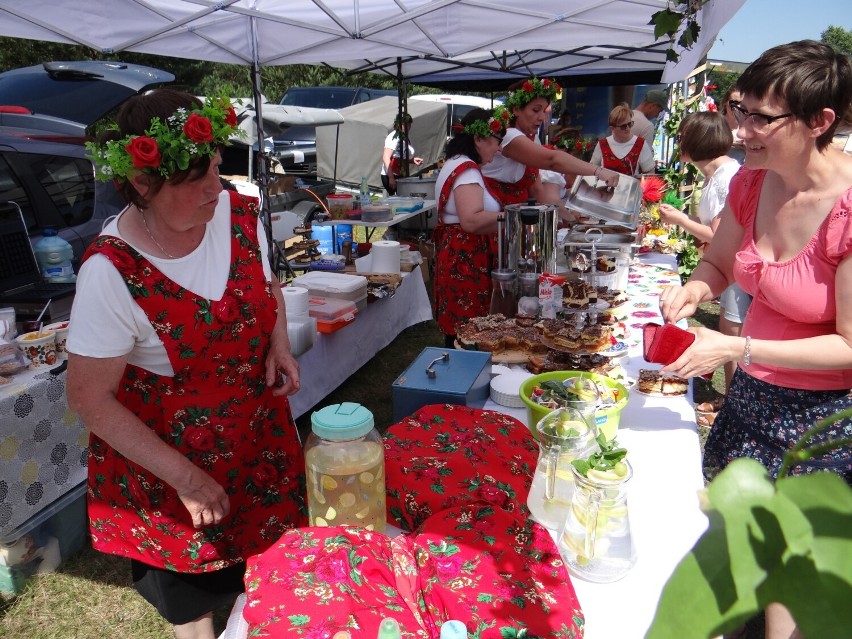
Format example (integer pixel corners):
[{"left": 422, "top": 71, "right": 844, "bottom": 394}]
[{"left": 282, "top": 285, "right": 316, "bottom": 356}]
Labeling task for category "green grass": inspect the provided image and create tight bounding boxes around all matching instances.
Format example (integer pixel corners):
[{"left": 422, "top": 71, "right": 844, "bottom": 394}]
[{"left": 1, "top": 302, "right": 742, "bottom": 638}]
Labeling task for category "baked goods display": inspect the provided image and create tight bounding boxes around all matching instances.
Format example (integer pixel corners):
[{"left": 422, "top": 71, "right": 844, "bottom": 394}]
[
  {"left": 540, "top": 322, "right": 614, "bottom": 353},
  {"left": 456, "top": 314, "right": 548, "bottom": 356},
  {"left": 636, "top": 369, "right": 688, "bottom": 396},
  {"left": 562, "top": 280, "right": 598, "bottom": 309},
  {"left": 455, "top": 312, "right": 624, "bottom": 368}
]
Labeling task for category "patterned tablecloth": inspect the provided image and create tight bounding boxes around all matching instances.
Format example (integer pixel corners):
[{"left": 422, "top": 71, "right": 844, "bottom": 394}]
[{"left": 0, "top": 367, "right": 88, "bottom": 537}]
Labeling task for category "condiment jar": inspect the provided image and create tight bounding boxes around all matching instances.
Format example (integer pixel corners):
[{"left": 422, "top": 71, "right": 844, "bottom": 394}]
[{"left": 305, "top": 402, "right": 386, "bottom": 532}]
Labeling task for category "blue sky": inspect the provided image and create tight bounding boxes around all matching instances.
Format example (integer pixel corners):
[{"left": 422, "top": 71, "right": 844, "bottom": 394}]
[{"left": 709, "top": 0, "right": 852, "bottom": 63}]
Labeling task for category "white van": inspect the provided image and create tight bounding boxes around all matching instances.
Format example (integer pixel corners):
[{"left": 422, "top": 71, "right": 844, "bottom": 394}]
[{"left": 410, "top": 94, "right": 502, "bottom": 139}]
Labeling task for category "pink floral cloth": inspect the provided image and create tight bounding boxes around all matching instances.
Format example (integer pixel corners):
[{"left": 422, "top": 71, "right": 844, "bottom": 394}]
[
  {"left": 383, "top": 404, "right": 539, "bottom": 531},
  {"left": 243, "top": 502, "right": 585, "bottom": 638}
]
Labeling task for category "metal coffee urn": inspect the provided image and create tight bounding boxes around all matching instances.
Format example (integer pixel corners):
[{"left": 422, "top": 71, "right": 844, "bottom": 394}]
[{"left": 499, "top": 201, "right": 559, "bottom": 275}]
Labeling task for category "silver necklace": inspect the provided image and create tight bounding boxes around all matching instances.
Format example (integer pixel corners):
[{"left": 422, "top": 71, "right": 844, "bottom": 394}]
[{"left": 139, "top": 208, "right": 176, "bottom": 258}]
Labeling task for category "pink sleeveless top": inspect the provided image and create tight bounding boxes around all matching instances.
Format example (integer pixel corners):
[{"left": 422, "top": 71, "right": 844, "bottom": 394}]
[{"left": 730, "top": 168, "right": 852, "bottom": 390}]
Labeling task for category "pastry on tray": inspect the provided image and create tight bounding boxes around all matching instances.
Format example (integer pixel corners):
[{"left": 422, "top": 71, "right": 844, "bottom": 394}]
[{"left": 636, "top": 369, "right": 688, "bottom": 396}]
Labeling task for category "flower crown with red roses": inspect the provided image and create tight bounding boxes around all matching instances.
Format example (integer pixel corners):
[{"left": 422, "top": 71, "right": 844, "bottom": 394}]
[
  {"left": 505, "top": 77, "right": 561, "bottom": 110},
  {"left": 450, "top": 106, "right": 511, "bottom": 138},
  {"left": 86, "top": 94, "right": 243, "bottom": 183}
]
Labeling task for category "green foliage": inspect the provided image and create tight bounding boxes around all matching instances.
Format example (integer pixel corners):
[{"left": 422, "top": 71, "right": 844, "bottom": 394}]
[
  {"left": 707, "top": 68, "right": 740, "bottom": 105},
  {"left": 648, "top": 412, "right": 852, "bottom": 639},
  {"left": 649, "top": 1, "right": 710, "bottom": 62},
  {"left": 821, "top": 25, "right": 852, "bottom": 56}
]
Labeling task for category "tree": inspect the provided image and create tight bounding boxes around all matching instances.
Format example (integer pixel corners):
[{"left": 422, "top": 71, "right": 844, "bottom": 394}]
[{"left": 821, "top": 25, "right": 852, "bottom": 56}]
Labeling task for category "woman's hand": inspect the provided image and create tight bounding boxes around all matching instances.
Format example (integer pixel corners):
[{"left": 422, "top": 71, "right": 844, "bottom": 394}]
[
  {"left": 413, "top": 157, "right": 424, "bottom": 166},
  {"left": 596, "top": 167, "right": 620, "bottom": 188},
  {"left": 659, "top": 284, "right": 701, "bottom": 325},
  {"left": 658, "top": 203, "right": 687, "bottom": 226},
  {"left": 177, "top": 467, "right": 231, "bottom": 529},
  {"left": 661, "top": 326, "right": 743, "bottom": 379},
  {"left": 266, "top": 338, "right": 300, "bottom": 396}
]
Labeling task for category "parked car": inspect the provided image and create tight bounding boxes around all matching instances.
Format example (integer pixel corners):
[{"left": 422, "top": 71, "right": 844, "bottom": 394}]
[
  {"left": 273, "top": 86, "right": 398, "bottom": 176},
  {"left": 0, "top": 60, "right": 175, "bottom": 264}
]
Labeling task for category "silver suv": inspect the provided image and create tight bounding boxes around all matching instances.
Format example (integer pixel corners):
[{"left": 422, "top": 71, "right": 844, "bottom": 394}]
[{"left": 0, "top": 60, "right": 174, "bottom": 263}]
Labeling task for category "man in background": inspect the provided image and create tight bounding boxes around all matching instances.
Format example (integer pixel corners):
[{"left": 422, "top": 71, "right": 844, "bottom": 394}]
[{"left": 632, "top": 89, "right": 668, "bottom": 148}]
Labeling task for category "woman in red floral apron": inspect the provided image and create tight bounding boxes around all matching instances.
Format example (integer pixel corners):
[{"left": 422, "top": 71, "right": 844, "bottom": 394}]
[
  {"left": 590, "top": 102, "right": 656, "bottom": 176},
  {"left": 67, "top": 89, "right": 306, "bottom": 639},
  {"left": 433, "top": 109, "right": 507, "bottom": 347},
  {"left": 481, "top": 78, "right": 619, "bottom": 209}
]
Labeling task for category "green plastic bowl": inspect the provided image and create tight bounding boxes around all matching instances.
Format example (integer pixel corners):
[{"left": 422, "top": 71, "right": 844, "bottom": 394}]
[{"left": 519, "top": 370, "right": 629, "bottom": 441}]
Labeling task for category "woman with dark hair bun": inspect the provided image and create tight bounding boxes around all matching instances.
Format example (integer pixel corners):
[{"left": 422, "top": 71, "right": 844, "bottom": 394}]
[{"left": 433, "top": 107, "right": 507, "bottom": 347}]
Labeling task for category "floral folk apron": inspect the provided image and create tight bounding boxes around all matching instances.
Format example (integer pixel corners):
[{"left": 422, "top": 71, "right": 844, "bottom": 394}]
[
  {"left": 83, "top": 192, "right": 307, "bottom": 573},
  {"left": 433, "top": 160, "right": 498, "bottom": 336},
  {"left": 599, "top": 137, "right": 645, "bottom": 176}
]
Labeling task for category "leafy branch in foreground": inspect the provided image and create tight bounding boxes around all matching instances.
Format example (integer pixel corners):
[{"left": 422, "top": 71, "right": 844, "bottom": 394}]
[
  {"left": 647, "top": 410, "right": 852, "bottom": 639},
  {"left": 650, "top": 0, "right": 711, "bottom": 62}
]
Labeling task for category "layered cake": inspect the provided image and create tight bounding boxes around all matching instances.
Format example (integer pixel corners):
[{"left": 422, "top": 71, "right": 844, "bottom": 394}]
[{"left": 637, "top": 369, "right": 688, "bottom": 396}]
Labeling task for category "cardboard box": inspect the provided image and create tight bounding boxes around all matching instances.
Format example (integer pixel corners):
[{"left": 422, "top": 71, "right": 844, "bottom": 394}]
[
  {"left": 0, "top": 481, "right": 88, "bottom": 595},
  {"left": 391, "top": 348, "right": 491, "bottom": 422}
]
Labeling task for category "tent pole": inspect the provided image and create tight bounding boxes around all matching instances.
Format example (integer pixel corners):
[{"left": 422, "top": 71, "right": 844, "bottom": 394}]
[
  {"left": 396, "top": 57, "right": 410, "bottom": 178},
  {"left": 249, "top": 16, "right": 274, "bottom": 269}
]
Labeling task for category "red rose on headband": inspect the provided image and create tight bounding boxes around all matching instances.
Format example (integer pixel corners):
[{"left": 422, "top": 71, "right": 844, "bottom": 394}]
[
  {"left": 225, "top": 107, "right": 238, "bottom": 127},
  {"left": 184, "top": 113, "right": 214, "bottom": 143},
  {"left": 542, "top": 79, "right": 552, "bottom": 88},
  {"left": 125, "top": 136, "right": 161, "bottom": 169},
  {"left": 522, "top": 81, "right": 534, "bottom": 93},
  {"left": 489, "top": 119, "right": 502, "bottom": 133}
]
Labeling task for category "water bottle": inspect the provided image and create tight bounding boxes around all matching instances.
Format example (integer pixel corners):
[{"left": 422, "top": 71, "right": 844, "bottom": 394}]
[
  {"left": 359, "top": 176, "right": 371, "bottom": 210},
  {"left": 33, "top": 228, "right": 76, "bottom": 282}
]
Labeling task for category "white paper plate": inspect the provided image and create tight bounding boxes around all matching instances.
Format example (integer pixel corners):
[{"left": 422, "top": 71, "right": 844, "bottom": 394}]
[{"left": 490, "top": 371, "right": 533, "bottom": 408}]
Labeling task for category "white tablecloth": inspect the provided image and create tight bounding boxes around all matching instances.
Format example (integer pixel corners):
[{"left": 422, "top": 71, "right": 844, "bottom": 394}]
[
  {"left": 289, "top": 267, "right": 434, "bottom": 419},
  {"left": 221, "top": 253, "right": 709, "bottom": 639},
  {"left": 484, "top": 253, "right": 708, "bottom": 639}
]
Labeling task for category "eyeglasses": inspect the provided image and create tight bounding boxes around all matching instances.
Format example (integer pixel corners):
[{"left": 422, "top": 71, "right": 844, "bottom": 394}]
[
  {"left": 729, "top": 102, "right": 794, "bottom": 131},
  {"left": 611, "top": 121, "right": 634, "bottom": 130},
  {"left": 491, "top": 133, "right": 504, "bottom": 144}
]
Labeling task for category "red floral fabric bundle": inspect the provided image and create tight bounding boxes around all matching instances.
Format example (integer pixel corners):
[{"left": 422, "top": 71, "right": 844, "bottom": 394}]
[
  {"left": 383, "top": 404, "right": 538, "bottom": 531},
  {"left": 243, "top": 502, "right": 585, "bottom": 638}
]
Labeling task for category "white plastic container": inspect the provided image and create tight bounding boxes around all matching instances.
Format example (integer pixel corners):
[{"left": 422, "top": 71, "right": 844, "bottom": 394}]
[{"left": 291, "top": 271, "right": 368, "bottom": 302}]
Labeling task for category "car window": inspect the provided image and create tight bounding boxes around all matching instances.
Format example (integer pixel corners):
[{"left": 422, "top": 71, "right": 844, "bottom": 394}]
[
  {"left": 0, "top": 151, "right": 96, "bottom": 233},
  {"left": 280, "top": 88, "right": 358, "bottom": 109}
]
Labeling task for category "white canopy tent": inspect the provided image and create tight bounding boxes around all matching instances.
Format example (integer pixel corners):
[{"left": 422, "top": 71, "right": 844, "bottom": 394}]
[
  {"left": 315, "top": 96, "right": 446, "bottom": 188},
  {"left": 0, "top": 0, "right": 745, "bottom": 87},
  {"left": 0, "top": 0, "right": 745, "bottom": 239}
]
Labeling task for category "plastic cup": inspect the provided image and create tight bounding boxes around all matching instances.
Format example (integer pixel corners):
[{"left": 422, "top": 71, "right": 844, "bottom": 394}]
[
  {"left": 44, "top": 321, "right": 70, "bottom": 360},
  {"left": 15, "top": 330, "right": 57, "bottom": 368}
]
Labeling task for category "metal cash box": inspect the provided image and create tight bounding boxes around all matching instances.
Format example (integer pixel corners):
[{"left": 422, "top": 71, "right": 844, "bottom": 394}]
[{"left": 391, "top": 348, "right": 492, "bottom": 423}]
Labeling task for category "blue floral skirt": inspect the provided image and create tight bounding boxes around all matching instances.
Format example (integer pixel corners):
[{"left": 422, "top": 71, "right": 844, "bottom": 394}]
[{"left": 704, "top": 368, "right": 851, "bottom": 483}]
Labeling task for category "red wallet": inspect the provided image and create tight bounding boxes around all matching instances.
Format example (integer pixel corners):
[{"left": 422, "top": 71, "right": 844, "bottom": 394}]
[{"left": 643, "top": 322, "right": 695, "bottom": 365}]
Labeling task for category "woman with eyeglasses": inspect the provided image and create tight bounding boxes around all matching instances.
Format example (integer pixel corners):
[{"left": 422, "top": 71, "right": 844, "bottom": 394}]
[
  {"left": 658, "top": 111, "right": 747, "bottom": 412},
  {"left": 433, "top": 108, "right": 507, "bottom": 347},
  {"left": 589, "top": 102, "right": 655, "bottom": 176},
  {"left": 660, "top": 41, "right": 851, "bottom": 634},
  {"left": 480, "top": 78, "right": 619, "bottom": 210}
]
